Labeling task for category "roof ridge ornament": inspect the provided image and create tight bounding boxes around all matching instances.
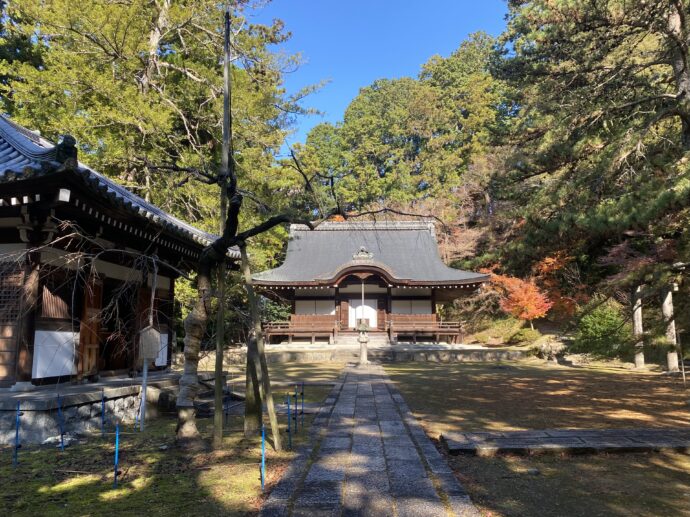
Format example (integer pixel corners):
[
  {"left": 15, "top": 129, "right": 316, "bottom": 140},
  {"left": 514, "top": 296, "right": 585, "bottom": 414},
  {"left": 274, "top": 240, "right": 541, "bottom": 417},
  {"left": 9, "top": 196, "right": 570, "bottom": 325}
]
[
  {"left": 56, "top": 134, "right": 78, "bottom": 164},
  {"left": 353, "top": 246, "right": 373, "bottom": 261}
]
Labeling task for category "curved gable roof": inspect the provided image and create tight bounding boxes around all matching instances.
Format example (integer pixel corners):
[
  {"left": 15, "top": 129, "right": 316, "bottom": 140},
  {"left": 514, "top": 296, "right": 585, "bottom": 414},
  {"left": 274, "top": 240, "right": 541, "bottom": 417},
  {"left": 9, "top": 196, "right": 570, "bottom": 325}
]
[
  {"left": 253, "top": 221, "right": 488, "bottom": 286},
  {"left": 0, "top": 116, "right": 239, "bottom": 258}
]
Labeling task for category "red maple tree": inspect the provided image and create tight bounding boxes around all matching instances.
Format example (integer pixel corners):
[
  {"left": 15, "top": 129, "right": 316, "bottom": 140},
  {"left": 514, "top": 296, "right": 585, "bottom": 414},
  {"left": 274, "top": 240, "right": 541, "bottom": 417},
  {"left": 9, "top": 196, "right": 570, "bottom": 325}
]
[{"left": 490, "top": 274, "right": 553, "bottom": 329}]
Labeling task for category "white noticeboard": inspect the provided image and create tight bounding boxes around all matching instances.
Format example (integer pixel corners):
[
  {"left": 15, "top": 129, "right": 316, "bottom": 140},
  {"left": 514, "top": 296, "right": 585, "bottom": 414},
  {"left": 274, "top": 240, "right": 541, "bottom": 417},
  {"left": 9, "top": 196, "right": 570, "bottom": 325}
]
[
  {"left": 32, "top": 330, "right": 78, "bottom": 379},
  {"left": 155, "top": 333, "right": 168, "bottom": 367},
  {"left": 139, "top": 326, "right": 161, "bottom": 360}
]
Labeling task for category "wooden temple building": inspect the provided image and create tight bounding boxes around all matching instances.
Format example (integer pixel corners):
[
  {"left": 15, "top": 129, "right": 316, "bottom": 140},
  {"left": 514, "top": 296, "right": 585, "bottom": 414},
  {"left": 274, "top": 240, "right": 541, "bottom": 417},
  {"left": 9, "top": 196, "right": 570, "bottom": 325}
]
[
  {"left": 253, "top": 221, "right": 488, "bottom": 345},
  {"left": 0, "top": 116, "right": 237, "bottom": 390}
]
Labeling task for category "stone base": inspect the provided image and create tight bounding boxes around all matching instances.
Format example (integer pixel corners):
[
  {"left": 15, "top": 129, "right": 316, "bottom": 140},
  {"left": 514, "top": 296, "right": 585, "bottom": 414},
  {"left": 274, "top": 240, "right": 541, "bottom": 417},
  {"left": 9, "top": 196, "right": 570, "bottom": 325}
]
[
  {"left": 10, "top": 382, "right": 35, "bottom": 392},
  {"left": 442, "top": 428, "right": 690, "bottom": 456}
]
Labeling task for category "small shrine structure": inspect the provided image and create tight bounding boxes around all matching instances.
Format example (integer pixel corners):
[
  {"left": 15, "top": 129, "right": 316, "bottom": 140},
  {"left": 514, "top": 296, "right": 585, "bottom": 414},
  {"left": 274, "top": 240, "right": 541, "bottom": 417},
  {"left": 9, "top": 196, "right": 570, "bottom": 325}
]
[
  {"left": 253, "top": 221, "right": 488, "bottom": 344},
  {"left": 0, "top": 116, "right": 238, "bottom": 389}
]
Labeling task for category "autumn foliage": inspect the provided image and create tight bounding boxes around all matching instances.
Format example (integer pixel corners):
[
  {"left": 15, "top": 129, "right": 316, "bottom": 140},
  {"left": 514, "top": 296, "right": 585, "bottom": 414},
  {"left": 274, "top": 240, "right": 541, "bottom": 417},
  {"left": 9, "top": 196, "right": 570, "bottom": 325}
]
[
  {"left": 489, "top": 273, "right": 553, "bottom": 329},
  {"left": 532, "top": 252, "right": 587, "bottom": 317}
]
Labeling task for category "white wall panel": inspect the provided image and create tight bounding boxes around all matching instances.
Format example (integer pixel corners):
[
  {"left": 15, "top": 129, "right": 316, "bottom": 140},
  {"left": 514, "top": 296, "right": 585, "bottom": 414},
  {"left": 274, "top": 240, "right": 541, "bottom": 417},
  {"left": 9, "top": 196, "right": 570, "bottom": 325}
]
[
  {"left": 391, "top": 299, "right": 432, "bottom": 314},
  {"left": 410, "top": 299, "right": 432, "bottom": 314},
  {"left": 32, "top": 330, "right": 77, "bottom": 379},
  {"left": 295, "top": 299, "right": 336, "bottom": 315},
  {"left": 314, "top": 299, "right": 336, "bottom": 315}
]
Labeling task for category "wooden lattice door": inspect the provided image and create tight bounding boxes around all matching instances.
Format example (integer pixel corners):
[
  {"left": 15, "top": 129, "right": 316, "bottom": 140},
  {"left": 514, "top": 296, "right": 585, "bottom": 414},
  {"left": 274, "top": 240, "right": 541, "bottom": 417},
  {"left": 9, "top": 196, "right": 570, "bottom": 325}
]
[
  {"left": 0, "top": 263, "right": 23, "bottom": 386},
  {"left": 79, "top": 278, "right": 103, "bottom": 378}
]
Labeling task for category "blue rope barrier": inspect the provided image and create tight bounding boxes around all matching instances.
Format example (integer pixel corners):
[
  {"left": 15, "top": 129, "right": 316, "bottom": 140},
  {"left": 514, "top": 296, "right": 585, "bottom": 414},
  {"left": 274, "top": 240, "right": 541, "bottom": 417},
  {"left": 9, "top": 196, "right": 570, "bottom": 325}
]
[{"left": 301, "top": 382, "right": 305, "bottom": 430}]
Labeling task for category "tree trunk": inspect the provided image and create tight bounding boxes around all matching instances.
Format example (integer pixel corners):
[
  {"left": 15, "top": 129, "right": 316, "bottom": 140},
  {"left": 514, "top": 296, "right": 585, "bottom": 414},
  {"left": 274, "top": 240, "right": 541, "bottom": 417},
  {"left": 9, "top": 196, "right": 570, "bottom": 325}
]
[
  {"left": 667, "top": 2, "right": 690, "bottom": 150},
  {"left": 140, "top": 0, "right": 170, "bottom": 94},
  {"left": 244, "top": 335, "right": 263, "bottom": 436},
  {"left": 16, "top": 254, "right": 39, "bottom": 382},
  {"left": 240, "top": 246, "right": 282, "bottom": 450},
  {"left": 661, "top": 286, "right": 680, "bottom": 373},
  {"left": 176, "top": 271, "right": 211, "bottom": 442},
  {"left": 632, "top": 285, "right": 645, "bottom": 369}
]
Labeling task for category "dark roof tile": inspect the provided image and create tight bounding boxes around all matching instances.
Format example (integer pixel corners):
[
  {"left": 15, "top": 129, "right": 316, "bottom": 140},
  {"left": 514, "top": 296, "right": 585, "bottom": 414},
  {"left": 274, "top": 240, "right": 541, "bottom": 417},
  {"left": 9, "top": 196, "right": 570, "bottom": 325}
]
[
  {"left": 0, "top": 116, "right": 239, "bottom": 258},
  {"left": 253, "top": 221, "right": 488, "bottom": 285}
]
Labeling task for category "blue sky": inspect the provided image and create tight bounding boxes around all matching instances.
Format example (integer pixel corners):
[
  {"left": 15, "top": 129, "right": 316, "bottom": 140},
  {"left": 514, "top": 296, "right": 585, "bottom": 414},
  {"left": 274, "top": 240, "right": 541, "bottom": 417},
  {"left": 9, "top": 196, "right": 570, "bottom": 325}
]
[{"left": 250, "top": 1, "right": 509, "bottom": 150}]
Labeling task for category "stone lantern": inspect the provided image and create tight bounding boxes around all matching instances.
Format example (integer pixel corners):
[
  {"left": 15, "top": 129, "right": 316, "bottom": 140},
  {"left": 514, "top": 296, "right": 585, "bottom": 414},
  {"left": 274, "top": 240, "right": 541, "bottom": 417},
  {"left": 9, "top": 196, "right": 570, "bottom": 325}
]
[{"left": 357, "top": 319, "right": 369, "bottom": 366}]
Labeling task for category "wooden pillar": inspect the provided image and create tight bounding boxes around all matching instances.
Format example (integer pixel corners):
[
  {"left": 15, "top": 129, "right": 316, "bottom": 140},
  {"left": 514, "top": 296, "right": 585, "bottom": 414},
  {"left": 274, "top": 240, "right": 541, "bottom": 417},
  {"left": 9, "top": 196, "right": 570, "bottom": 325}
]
[
  {"left": 15, "top": 253, "right": 40, "bottom": 383},
  {"left": 632, "top": 285, "right": 645, "bottom": 369},
  {"left": 386, "top": 286, "right": 392, "bottom": 326},
  {"left": 661, "top": 286, "right": 680, "bottom": 373}
]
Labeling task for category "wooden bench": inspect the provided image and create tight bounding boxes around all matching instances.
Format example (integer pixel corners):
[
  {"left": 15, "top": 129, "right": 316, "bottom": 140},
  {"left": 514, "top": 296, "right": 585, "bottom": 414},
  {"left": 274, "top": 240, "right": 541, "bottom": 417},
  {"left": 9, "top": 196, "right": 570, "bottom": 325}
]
[
  {"left": 264, "top": 315, "right": 338, "bottom": 344},
  {"left": 387, "top": 314, "right": 463, "bottom": 344}
]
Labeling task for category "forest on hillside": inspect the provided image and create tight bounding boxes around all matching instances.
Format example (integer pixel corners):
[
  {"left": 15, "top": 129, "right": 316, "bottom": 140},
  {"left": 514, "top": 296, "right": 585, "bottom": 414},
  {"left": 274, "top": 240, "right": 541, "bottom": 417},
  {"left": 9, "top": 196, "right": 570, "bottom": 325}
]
[{"left": 3, "top": 0, "right": 690, "bottom": 363}]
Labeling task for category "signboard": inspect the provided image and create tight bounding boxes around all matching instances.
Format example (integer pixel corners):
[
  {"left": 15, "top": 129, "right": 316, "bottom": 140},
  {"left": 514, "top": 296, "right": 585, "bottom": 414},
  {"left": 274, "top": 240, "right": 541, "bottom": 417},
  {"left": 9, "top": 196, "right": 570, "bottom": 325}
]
[{"left": 139, "top": 325, "right": 161, "bottom": 360}]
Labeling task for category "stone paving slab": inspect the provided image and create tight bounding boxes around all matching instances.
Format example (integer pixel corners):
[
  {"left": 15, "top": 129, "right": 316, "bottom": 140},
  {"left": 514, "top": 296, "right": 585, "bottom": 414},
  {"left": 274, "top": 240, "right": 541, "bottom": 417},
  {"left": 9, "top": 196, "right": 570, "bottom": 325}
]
[
  {"left": 260, "top": 363, "right": 480, "bottom": 516},
  {"left": 443, "top": 427, "right": 690, "bottom": 456}
]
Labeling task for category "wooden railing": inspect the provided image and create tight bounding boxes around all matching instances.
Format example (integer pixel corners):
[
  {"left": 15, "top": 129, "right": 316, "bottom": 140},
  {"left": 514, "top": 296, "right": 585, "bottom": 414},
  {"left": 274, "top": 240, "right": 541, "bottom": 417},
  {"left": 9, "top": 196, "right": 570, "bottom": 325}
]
[
  {"left": 264, "top": 314, "right": 338, "bottom": 344},
  {"left": 263, "top": 313, "right": 464, "bottom": 344},
  {"left": 387, "top": 314, "right": 463, "bottom": 344}
]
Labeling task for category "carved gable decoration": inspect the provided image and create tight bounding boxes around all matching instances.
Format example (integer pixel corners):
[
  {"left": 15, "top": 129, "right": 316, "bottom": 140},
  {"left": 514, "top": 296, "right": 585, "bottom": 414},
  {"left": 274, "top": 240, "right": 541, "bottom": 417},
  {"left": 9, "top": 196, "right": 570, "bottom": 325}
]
[{"left": 352, "top": 246, "right": 374, "bottom": 261}]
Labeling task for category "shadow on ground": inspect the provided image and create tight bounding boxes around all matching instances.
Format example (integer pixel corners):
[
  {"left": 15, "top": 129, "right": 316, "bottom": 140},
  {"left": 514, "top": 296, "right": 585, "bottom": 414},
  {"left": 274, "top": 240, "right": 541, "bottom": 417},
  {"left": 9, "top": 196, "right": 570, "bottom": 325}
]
[
  {"left": 385, "top": 361, "right": 690, "bottom": 434},
  {"left": 449, "top": 449, "right": 690, "bottom": 517}
]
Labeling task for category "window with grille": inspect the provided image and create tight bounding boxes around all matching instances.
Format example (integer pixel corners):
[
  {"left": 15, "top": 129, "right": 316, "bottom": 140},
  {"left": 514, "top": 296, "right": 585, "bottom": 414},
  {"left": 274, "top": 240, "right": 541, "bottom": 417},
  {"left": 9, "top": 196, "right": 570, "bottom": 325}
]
[{"left": 0, "top": 263, "right": 22, "bottom": 324}]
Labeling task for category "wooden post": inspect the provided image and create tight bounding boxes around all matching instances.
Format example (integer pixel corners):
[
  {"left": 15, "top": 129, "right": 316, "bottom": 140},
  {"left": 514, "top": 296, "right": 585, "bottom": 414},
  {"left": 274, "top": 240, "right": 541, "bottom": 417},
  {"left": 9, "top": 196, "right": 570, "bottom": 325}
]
[
  {"left": 240, "top": 246, "right": 281, "bottom": 450},
  {"left": 632, "top": 285, "right": 645, "bottom": 369},
  {"left": 213, "top": 3, "right": 233, "bottom": 449},
  {"left": 661, "top": 286, "right": 680, "bottom": 373}
]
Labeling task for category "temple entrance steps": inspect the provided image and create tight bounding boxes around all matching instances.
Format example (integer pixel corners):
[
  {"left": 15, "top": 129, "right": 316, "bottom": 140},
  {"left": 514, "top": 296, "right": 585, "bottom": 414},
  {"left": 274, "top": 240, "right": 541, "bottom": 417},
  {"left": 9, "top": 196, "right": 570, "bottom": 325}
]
[{"left": 335, "top": 332, "right": 391, "bottom": 347}]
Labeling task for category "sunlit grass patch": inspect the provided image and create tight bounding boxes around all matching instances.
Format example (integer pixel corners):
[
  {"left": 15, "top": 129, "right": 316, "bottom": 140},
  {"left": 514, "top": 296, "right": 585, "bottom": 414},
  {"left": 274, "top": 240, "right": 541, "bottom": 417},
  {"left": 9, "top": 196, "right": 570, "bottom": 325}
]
[{"left": 0, "top": 361, "right": 344, "bottom": 517}]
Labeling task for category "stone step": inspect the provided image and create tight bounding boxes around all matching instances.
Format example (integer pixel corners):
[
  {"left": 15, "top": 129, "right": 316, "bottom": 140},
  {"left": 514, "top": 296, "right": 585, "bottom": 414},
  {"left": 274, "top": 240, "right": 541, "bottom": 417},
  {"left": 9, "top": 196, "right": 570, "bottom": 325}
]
[{"left": 441, "top": 428, "right": 690, "bottom": 457}]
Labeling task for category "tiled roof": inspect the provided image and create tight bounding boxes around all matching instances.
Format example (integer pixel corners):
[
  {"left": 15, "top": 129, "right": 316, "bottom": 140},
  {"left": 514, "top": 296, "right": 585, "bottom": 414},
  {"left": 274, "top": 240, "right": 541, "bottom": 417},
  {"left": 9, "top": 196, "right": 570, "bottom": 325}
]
[
  {"left": 0, "top": 116, "right": 239, "bottom": 258},
  {"left": 253, "top": 221, "right": 488, "bottom": 285}
]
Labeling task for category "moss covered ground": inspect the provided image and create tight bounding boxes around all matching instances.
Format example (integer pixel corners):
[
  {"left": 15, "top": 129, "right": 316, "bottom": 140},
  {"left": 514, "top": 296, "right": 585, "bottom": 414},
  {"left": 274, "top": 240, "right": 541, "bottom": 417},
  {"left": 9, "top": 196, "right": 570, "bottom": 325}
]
[
  {"left": 1, "top": 362, "right": 345, "bottom": 516},
  {"left": 385, "top": 361, "right": 690, "bottom": 516}
]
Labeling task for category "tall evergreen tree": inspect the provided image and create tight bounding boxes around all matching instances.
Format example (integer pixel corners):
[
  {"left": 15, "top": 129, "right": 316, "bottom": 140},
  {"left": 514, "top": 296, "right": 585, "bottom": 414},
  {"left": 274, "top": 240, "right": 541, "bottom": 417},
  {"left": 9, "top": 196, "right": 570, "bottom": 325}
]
[
  {"left": 299, "top": 32, "right": 510, "bottom": 212},
  {"left": 498, "top": 1, "right": 690, "bottom": 285},
  {"left": 0, "top": 0, "right": 306, "bottom": 245}
]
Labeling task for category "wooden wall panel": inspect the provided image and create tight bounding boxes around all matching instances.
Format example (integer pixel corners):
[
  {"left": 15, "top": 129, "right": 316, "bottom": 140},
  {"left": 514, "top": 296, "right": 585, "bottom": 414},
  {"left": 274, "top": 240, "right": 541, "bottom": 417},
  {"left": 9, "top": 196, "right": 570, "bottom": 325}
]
[
  {"left": 340, "top": 298, "right": 348, "bottom": 328},
  {"left": 377, "top": 298, "right": 386, "bottom": 330}
]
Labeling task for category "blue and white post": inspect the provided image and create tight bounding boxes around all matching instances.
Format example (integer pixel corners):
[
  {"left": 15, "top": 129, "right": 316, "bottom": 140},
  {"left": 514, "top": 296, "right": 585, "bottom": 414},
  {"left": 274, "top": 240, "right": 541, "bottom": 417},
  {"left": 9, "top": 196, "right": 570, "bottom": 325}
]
[
  {"left": 101, "top": 389, "right": 106, "bottom": 437},
  {"left": 293, "top": 385, "right": 299, "bottom": 433},
  {"left": 301, "top": 382, "right": 305, "bottom": 430},
  {"left": 286, "top": 393, "right": 292, "bottom": 450},
  {"left": 261, "top": 424, "right": 266, "bottom": 491},
  {"left": 13, "top": 401, "right": 20, "bottom": 467},
  {"left": 57, "top": 394, "right": 65, "bottom": 452},
  {"left": 113, "top": 424, "right": 120, "bottom": 488}
]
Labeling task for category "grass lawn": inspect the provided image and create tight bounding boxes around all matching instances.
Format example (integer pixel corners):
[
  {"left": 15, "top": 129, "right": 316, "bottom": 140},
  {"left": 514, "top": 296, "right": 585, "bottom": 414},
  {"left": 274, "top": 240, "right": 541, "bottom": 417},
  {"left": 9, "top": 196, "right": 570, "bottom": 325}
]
[
  {"left": 385, "top": 361, "right": 690, "bottom": 517},
  {"left": 0, "top": 362, "right": 345, "bottom": 517},
  {"left": 224, "top": 361, "right": 346, "bottom": 406},
  {"left": 385, "top": 360, "right": 690, "bottom": 435},
  {"left": 451, "top": 451, "right": 690, "bottom": 517}
]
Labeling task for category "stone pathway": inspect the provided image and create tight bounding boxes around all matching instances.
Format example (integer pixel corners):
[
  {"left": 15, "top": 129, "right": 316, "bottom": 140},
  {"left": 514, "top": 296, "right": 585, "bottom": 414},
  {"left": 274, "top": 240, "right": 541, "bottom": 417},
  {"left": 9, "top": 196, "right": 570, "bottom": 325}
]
[
  {"left": 442, "top": 428, "right": 690, "bottom": 456},
  {"left": 261, "top": 364, "right": 478, "bottom": 517}
]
